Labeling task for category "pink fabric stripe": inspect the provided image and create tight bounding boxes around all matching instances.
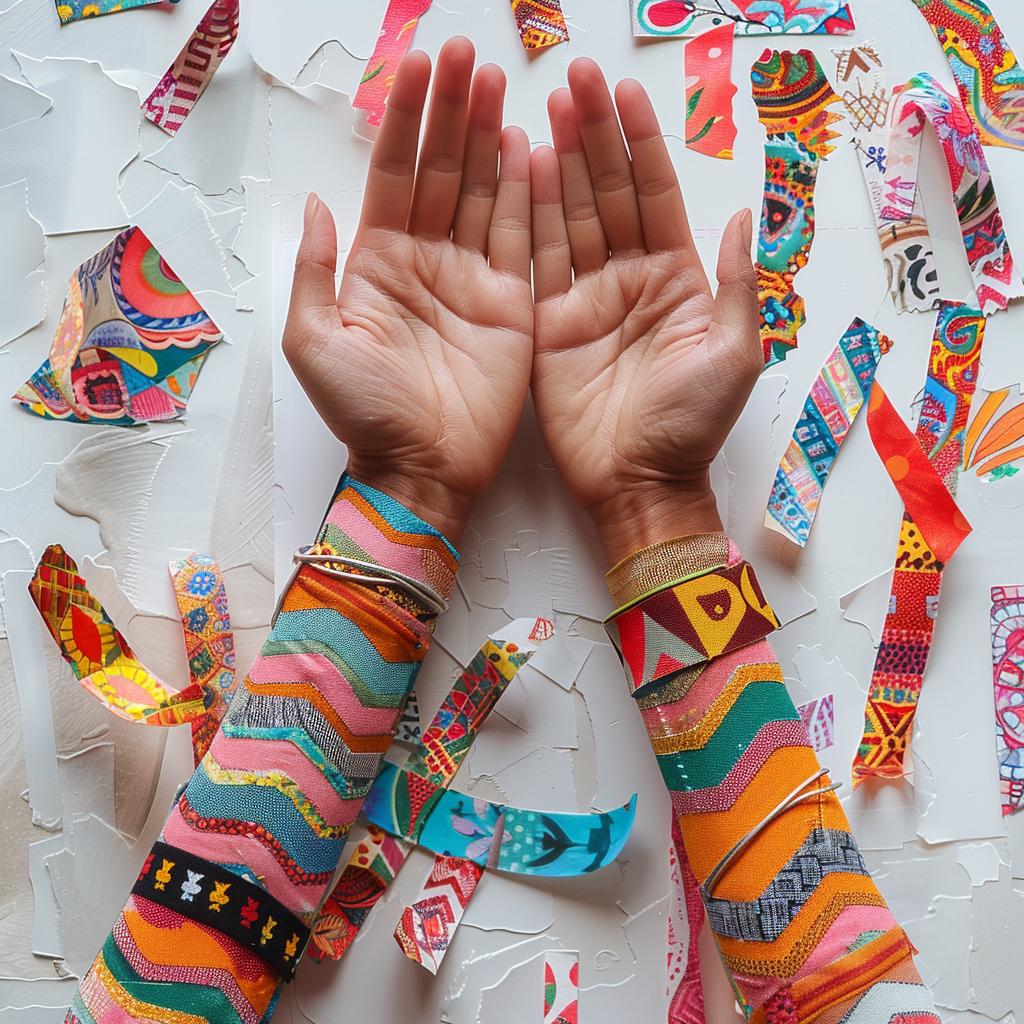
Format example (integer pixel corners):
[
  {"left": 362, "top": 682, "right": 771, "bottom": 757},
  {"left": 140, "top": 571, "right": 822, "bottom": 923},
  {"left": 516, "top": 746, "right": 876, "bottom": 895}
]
[{"left": 325, "top": 496, "right": 429, "bottom": 581}]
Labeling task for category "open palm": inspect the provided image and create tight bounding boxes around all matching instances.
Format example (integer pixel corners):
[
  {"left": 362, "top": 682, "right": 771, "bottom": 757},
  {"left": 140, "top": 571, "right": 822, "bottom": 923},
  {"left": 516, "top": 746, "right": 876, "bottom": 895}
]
[
  {"left": 283, "top": 40, "right": 533, "bottom": 544},
  {"left": 530, "top": 61, "right": 762, "bottom": 564}
]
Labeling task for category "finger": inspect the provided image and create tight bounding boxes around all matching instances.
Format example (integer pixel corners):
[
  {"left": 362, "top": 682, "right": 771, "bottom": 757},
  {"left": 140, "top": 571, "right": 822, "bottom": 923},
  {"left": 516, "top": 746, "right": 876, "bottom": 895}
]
[
  {"left": 707, "top": 208, "right": 763, "bottom": 377},
  {"left": 566, "top": 58, "right": 646, "bottom": 255},
  {"left": 358, "top": 50, "right": 432, "bottom": 234},
  {"left": 548, "top": 88, "right": 608, "bottom": 276},
  {"left": 408, "top": 37, "right": 475, "bottom": 239},
  {"left": 284, "top": 194, "right": 338, "bottom": 365},
  {"left": 615, "top": 78, "right": 699, "bottom": 258},
  {"left": 488, "top": 126, "right": 532, "bottom": 282},
  {"left": 452, "top": 64, "right": 506, "bottom": 254},
  {"left": 531, "top": 146, "right": 572, "bottom": 301}
]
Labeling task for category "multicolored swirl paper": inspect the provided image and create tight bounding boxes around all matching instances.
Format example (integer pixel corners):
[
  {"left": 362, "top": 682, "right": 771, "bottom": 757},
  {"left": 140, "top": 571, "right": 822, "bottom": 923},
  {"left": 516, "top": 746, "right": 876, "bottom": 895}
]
[
  {"left": 765, "top": 318, "right": 892, "bottom": 546},
  {"left": 992, "top": 586, "right": 1024, "bottom": 816},
  {"left": 752, "top": 49, "right": 844, "bottom": 365},
  {"left": 55, "top": 0, "right": 172, "bottom": 25},
  {"left": 628, "top": 0, "right": 855, "bottom": 37},
  {"left": 13, "top": 227, "right": 222, "bottom": 424}
]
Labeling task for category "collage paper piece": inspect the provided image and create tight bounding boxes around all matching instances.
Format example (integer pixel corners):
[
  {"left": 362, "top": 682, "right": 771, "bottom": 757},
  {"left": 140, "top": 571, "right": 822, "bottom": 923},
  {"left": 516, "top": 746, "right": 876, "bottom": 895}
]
[
  {"left": 753, "top": 49, "right": 844, "bottom": 366},
  {"left": 629, "top": 0, "right": 855, "bottom": 37},
  {"left": 13, "top": 227, "right": 222, "bottom": 425},
  {"left": 796, "top": 694, "right": 835, "bottom": 752},
  {"left": 55, "top": 0, "right": 168, "bottom": 26},
  {"left": 765, "top": 318, "right": 891, "bottom": 547},
  {"left": 543, "top": 950, "right": 579, "bottom": 1024},
  {"left": 142, "top": 0, "right": 239, "bottom": 136},
  {"left": 991, "top": 586, "right": 1024, "bottom": 816},
  {"left": 964, "top": 389, "right": 1024, "bottom": 479},
  {"left": 911, "top": 0, "right": 1024, "bottom": 151},
  {"left": 668, "top": 816, "right": 705, "bottom": 1024},
  {"left": 510, "top": 0, "right": 569, "bottom": 50},
  {"left": 834, "top": 45, "right": 940, "bottom": 313},
  {"left": 354, "top": 0, "right": 433, "bottom": 127},
  {"left": 684, "top": 25, "right": 737, "bottom": 159}
]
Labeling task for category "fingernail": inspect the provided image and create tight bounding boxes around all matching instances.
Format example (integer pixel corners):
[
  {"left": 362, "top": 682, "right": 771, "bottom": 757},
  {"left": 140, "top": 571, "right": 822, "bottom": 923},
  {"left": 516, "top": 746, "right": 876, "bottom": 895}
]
[{"left": 304, "top": 193, "right": 318, "bottom": 231}]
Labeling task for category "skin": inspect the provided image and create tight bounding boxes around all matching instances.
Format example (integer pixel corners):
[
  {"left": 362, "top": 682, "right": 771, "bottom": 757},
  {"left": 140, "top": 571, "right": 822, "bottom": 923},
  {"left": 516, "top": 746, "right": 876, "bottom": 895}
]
[{"left": 284, "top": 39, "right": 762, "bottom": 568}]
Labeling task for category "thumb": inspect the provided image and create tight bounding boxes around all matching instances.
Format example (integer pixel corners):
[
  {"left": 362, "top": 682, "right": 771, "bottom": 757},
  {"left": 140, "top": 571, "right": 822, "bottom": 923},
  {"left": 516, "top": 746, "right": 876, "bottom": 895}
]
[
  {"left": 289, "top": 193, "right": 338, "bottom": 315},
  {"left": 707, "top": 208, "right": 763, "bottom": 379}
]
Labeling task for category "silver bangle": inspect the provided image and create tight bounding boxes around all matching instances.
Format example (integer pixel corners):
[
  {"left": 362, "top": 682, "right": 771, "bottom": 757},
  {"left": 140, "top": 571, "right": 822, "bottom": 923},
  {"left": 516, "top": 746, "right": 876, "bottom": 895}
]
[{"left": 700, "top": 767, "right": 842, "bottom": 899}]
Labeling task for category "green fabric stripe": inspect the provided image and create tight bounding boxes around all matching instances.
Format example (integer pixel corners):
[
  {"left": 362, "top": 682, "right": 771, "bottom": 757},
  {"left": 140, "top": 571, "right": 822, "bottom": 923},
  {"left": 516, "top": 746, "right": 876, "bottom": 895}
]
[{"left": 655, "top": 681, "right": 798, "bottom": 792}]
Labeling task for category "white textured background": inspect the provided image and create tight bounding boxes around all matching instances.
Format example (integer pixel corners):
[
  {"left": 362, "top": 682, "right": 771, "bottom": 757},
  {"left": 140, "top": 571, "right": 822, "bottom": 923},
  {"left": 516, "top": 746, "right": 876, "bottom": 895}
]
[{"left": 2, "top": 0, "right": 1024, "bottom": 1021}]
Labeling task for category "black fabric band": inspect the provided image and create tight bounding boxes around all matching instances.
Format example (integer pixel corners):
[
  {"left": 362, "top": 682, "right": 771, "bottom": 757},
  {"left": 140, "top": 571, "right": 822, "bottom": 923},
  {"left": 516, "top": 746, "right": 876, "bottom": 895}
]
[{"left": 131, "top": 840, "right": 310, "bottom": 980}]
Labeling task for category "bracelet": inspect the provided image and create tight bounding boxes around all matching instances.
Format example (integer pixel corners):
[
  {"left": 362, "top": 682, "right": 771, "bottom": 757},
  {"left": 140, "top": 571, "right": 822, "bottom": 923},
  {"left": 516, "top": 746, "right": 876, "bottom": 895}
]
[{"left": 700, "top": 768, "right": 842, "bottom": 899}]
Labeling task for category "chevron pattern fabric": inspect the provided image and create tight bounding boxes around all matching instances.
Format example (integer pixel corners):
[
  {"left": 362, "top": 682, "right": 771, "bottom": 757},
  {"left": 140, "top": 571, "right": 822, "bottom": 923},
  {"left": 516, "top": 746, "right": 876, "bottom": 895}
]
[
  {"left": 607, "top": 538, "right": 940, "bottom": 1023},
  {"left": 65, "top": 475, "right": 458, "bottom": 1024}
]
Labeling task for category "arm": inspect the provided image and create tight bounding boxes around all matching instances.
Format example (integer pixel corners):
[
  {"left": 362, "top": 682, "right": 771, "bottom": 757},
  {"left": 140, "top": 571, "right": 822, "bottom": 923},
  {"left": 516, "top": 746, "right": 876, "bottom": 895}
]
[
  {"left": 529, "top": 60, "right": 939, "bottom": 1023},
  {"left": 67, "top": 37, "right": 534, "bottom": 1024}
]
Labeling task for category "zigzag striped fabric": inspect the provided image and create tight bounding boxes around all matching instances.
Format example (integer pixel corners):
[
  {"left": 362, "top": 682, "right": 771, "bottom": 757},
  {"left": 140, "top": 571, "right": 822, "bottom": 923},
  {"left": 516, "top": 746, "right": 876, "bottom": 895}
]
[
  {"left": 608, "top": 537, "right": 940, "bottom": 1023},
  {"left": 65, "top": 474, "right": 458, "bottom": 1024}
]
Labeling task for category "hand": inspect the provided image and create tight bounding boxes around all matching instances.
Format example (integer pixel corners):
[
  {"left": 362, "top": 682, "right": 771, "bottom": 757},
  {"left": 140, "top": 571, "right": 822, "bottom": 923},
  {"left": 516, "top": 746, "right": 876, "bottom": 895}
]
[
  {"left": 283, "top": 38, "right": 533, "bottom": 546},
  {"left": 530, "top": 59, "right": 761, "bottom": 567}
]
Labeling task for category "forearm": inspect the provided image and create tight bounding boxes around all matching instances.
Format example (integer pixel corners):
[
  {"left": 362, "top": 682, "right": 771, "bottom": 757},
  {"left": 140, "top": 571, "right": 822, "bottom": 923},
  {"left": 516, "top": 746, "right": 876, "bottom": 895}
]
[
  {"left": 604, "top": 530, "right": 939, "bottom": 1023},
  {"left": 67, "top": 475, "right": 458, "bottom": 1024}
]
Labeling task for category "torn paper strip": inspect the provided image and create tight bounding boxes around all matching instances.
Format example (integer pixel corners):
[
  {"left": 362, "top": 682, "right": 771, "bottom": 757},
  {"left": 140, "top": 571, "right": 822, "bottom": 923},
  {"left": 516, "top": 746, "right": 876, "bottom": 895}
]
[
  {"left": 509, "top": 0, "right": 569, "bottom": 50},
  {"left": 55, "top": 0, "right": 166, "bottom": 26},
  {"left": 543, "top": 949, "right": 579, "bottom": 1024},
  {"left": 991, "top": 585, "right": 1024, "bottom": 816},
  {"left": 629, "top": 0, "right": 855, "bottom": 37},
  {"left": 684, "top": 25, "right": 737, "bottom": 160},
  {"left": 796, "top": 693, "right": 835, "bottom": 752}
]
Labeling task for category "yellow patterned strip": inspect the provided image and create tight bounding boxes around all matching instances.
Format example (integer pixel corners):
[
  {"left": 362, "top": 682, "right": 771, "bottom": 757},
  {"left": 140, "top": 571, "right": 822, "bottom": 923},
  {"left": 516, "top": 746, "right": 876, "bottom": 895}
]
[
  {"left": 81, "top": 660, "right": 206, "bottom": 725},
  {"left": 649, "top": 663, "right": 785, "bottom": 755}
]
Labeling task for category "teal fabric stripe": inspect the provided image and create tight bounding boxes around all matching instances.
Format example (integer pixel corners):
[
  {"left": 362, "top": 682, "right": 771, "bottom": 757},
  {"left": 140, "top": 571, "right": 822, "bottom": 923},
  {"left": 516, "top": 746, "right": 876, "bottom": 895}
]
[{"left": 655, "top": 681, "right": 798, "bottom": 793}]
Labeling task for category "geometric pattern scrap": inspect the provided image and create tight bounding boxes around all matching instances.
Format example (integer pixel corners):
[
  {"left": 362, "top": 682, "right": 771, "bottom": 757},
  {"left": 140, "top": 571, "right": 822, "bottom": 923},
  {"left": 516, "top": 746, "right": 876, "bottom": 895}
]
[
  {"left": 606, "top": 560, "right": 780, "bottom": 699},
  {"left": 543, "top": 949, "right": 579, "bottom": 1024},
  {"left": 142, "top": 0, "right": 239, "bottom": 136},
  {"left": 628, "top": 0, "right": 855, "bottom": 37},
  {"left": 684, "top": 24, "right": 738, "bottom": 160},
  {"left": 509, "top": 0, "right": 569, "bottom": 50},
  {"left": 853, "top": 302, "right": 985, "bottom": 788},
  {"left": 910, "top": 0, "right": 1024, "bottom": 151},
  {"left": 393, "top": 856, "right": 483, "bottom": 974},
  {"left": 751, "top": 49, "right": 844, "bottom": 365},
  {"left": 66, "top": 477, "right": 457, "bottom": 1024},
  {"left": 55, "top": 0, "right": 163, "bottom": 25},
  {"left": 13, "top": 227, "right": 222, "bottom": 424},
  {"left": 765, "top": 318, "right": 892, "bottom": 546},
  {"left": 796, "top": 694, "right": 834, "bottom": 753},
  {"left": 991, "top": 586, "right": 1024, "bottom": 816}
]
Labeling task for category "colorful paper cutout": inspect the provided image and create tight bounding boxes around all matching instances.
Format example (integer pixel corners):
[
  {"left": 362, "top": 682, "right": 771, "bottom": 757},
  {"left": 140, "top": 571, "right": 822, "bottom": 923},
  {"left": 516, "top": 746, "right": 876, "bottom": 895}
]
[
  {"left": 13, "top": 227, "right": 222, "bottom": 425},
  {"left": 834, "top": 46, "right": 941, "bottom": 313},
  {"left": 354, "top": 0, "right": 433, "bottom": 128},
  {"left": 142, "top": 0, "right": 239, "bottom": 136},
  {"left": 991, "top": 586, "right": 1024, "bottom": 816},
  {"left": 911, "top": 0, "right": 1024, "bottom": 151},
  {"left": 887, "top": 73, "right": 1022, "bottom": 315},
  {"left": 796, "top": 693, "right": 834, "bottom": 752},
  {"left": 543, "top": 950, "right": 579, "bottom": 1024},
  {"left": 628, "top": 0, "right": 855, "bottom": 37},
  {"left": 684, "top": 25, "right": 738, "bottom": 159},
  {"left": 866, "top": 382, "right": 973, "bottom": 566},
  {"left": 765, "top": 318, "right": 892, "bottom": 546},
  {"left": 668, "top": 815, "right": 705, "bottom": 1024},
  {"left": 964, "top": 389, "right": 1024, "bottom": 478},
  {"left": 55, "top": 0, "right": 169, "bottom": 26},
  {"left": 852, "top": 303, "right": 985, "bottom": 787},
  {"left": 510, "top": 0, "right": 569, "bottom": 49},
  {"left": 752, "top": 49, "right": 844, "bottom": 365}
]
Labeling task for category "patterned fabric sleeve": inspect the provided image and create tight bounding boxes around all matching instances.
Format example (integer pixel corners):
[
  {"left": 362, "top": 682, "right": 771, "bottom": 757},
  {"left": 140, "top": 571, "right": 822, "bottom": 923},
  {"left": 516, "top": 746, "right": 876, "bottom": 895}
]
[
  {"left": 604, "top": 534, "right": 940, "bottom": 1024},
  {"left": 66, "top": 473, "right": 458, "bottom": 1024}
]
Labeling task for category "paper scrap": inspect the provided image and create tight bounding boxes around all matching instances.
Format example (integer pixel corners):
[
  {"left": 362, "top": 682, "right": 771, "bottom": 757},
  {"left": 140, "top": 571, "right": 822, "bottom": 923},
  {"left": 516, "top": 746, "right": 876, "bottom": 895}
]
[
  {"left": 668, "top": 816, "right": 705, "bottom": 1023},
  {"left": 684, "top": 25, "right": 737, "bottom": 160},
  {"left": 510, "top": 0, "right": 569, "bottom": 50},
  {"left": 965, "top": 389, "right": 1024, "bottom": 478},
  {"left": 13, "top": 228, "right": 223, "bottom": 425},
  {"left": 765, "top": 317, "right": 892, "bottom": 546},
  {"left": 796, "top": 693, "right": 834, "bottom": 752},
  {"left": 55, "top": 0, "right": 166, "bottom": 25},
  {"left": 991, "top": 585, "right": 1024, "bottom": 816},
  {"left": 142, "top": 0, "right": 240, "bottom": 136},
  {"left": 628, "top": 0, "right": 855, "bottom": 37},
  {"left": 543, "top": 950, "right": 579, "bottom": 1023},
  {"left": 752, "top": 49, "right": 844, "bottom": 366}
]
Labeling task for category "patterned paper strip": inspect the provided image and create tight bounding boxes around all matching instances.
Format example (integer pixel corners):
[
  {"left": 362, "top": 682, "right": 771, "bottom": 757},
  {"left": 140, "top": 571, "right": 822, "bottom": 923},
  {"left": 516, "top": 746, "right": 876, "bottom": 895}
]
[
  {"left": 13, "top": 227, "right": 222, "bottom": 425},
  {"left": 911, "top": 0, "right": 1024, "bottom": 151},
  {"left": 796, "top": 694, "right": 835, "bottom": 752},
  {"left": 55, "top": 0, "right": 169, "bottom": 25},
  {"left": 833, "top": 45, "right": 940, "bottom": 313},
  {"left": 395, "top": 692, "right": 422, "bottom": 744},
  {"left": 887, "top": 73, "right": 1022, "bottom": 315},
  {"left": 991, "top": 586, "right": 1024, "bottom": 816},
  {"left": 965, "top": 389, "right": 1024, "bottom": 478},
  {"left": 142, "top": 0, "right": 239, "bottom": 136},
  {"left": 543, "top": 949, "right": 579, "bottom": 1024},
  {"left": 852, "top": 303, "right": 985, "bottom": 788},
  {"left": 684, "top": 25, "right": 738, "bottom": 160},
  {"left": 752, "top": 49, "right": 844, "bottom": 366},
  {"left": 765, "top": 317, "right": 892, "bottom": 546},
  {"left": 866, "top": 382, "right": 973, "bottom": 566},
  {"left": 628, "top": 0, "right": 855, "bottom": 37},
  {"left": 393, "top": 856, "right": 483, "bottom": 974},
  {"left": 509, "top": 0, "right": 569, "bottom": 49},
  {"left": 354, "top": 0, "right": 433, "bottom": 127},
  {"left": 668, "top": 815, "right": 706, "bottom": 1024}
]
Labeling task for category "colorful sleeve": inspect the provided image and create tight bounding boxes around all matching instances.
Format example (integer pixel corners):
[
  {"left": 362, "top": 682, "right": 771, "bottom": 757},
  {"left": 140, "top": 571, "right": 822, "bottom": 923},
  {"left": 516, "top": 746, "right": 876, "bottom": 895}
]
[
  {"left": 604, "top": 534, "right": 940, "bottom": 1024},
  {"left": 66, "top": 473, "right": 459, "bottom": 1024}
]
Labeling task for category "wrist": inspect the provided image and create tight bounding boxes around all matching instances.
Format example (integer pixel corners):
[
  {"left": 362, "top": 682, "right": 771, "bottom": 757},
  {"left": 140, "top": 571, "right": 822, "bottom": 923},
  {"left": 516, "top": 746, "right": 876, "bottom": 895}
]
[{"left": 590, "top": 481, "right": 724, "bottom": 568}]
